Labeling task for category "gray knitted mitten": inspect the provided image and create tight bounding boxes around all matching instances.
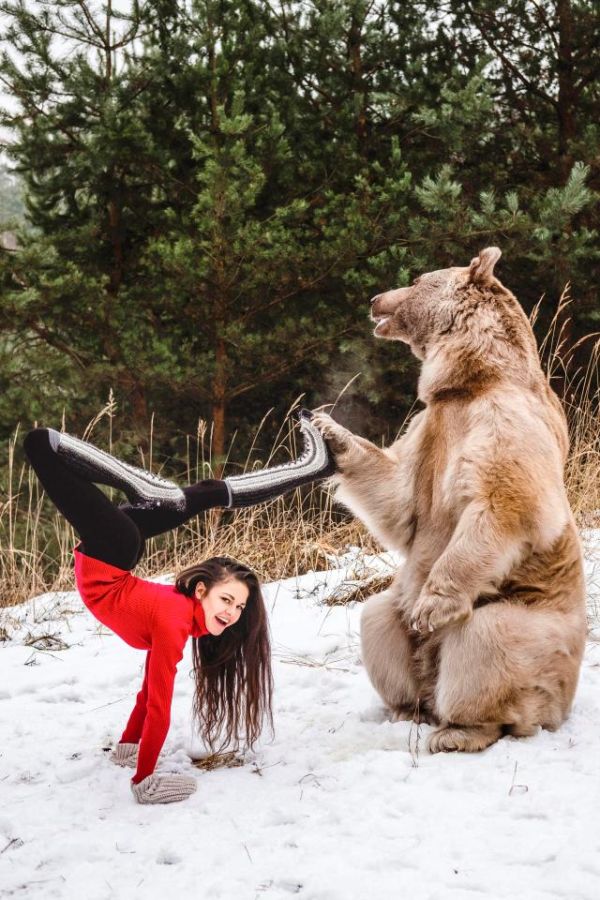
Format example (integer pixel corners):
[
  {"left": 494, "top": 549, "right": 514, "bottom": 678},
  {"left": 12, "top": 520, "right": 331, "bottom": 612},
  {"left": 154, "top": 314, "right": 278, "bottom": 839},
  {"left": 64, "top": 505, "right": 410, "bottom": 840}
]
[
  {"left": 224, "top": 410, "right": 336, "bottom": 508},
  {"left": 110, "top": 742, "right": 138, "bottom": 768},
  {"left": 48, "top": 428, "right": 185, "bottom": 510},
  {"left": 131, "top": 773, "right": 197, "bottom": 804}
]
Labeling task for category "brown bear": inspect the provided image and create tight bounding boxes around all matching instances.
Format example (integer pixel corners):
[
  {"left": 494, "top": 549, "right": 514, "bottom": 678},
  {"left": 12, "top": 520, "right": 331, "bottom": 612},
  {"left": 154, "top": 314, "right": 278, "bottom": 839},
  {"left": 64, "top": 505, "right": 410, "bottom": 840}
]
[{"left": 312, "top": 248, "right": 587, "bottom": 753}]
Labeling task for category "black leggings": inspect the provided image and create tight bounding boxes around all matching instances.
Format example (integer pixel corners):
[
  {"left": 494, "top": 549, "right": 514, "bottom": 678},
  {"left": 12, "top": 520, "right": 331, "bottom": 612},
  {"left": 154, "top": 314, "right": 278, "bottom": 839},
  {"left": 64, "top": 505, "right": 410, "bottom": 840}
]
[{"left": 23, "top": 429, "right": 229, "bottom": 570}]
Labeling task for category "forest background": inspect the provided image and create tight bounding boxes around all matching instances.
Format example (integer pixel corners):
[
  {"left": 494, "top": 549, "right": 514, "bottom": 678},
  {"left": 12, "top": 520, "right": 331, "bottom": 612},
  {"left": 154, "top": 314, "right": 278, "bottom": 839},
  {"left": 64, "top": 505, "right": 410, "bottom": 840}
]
[{"left": 0, "top": 0, "right": 599, "bottom": 598}]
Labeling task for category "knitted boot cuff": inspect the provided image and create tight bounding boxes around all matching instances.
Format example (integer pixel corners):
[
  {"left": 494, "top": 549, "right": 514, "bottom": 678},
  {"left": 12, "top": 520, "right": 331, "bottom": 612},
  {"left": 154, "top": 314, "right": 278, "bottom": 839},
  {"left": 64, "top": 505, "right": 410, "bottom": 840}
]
[
  {"left": 51, "top": 429, "right": 186, "bottom": 510},
  {"left": 224, "top": 412, "right": 336, "bottom": 509}
]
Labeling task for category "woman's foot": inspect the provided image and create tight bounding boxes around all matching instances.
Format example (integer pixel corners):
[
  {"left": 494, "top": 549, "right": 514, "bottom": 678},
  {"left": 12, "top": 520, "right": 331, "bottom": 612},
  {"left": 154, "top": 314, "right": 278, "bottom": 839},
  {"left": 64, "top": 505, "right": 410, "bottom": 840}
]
[{"left": 224, "top": 410, "right": 336, "bottom": 508}]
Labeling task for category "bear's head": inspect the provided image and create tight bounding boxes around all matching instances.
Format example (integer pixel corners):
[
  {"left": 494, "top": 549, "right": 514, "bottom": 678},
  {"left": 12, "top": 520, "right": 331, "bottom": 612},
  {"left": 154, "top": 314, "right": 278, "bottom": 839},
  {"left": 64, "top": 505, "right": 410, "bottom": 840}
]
[
  {"left": 370, "top": 248, "right": 540, "bottom": 397},
  {"left": 370, "top": 247, "right": 503, "bottom": 359}
]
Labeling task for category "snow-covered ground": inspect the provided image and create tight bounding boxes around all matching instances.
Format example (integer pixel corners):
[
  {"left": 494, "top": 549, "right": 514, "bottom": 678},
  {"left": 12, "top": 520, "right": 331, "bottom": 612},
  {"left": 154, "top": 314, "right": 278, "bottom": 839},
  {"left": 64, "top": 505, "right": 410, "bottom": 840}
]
[{"left": 1, "top": 540, "right": 600, "bottom": 900}]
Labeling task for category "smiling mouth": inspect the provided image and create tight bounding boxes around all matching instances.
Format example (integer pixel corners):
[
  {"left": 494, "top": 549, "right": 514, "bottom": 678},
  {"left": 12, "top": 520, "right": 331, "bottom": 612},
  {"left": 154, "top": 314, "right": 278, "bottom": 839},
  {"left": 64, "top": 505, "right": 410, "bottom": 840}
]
[{"left": 215, "top": 615, "right": 229, "bottom": 627}]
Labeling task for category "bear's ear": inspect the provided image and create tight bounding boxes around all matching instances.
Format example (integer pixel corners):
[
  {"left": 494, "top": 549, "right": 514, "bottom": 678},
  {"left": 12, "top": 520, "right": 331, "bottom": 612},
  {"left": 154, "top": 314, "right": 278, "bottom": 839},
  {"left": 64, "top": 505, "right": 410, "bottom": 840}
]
[{"left": 468, "top": 246, "right": 501, "bottom": 285}]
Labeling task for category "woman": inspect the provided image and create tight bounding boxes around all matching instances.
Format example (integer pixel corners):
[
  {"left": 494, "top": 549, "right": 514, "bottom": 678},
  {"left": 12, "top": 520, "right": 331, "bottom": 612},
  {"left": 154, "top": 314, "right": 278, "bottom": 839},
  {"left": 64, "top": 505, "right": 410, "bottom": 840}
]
[{"left": 23, "top": 414, "right": 333, "bottom": 804}]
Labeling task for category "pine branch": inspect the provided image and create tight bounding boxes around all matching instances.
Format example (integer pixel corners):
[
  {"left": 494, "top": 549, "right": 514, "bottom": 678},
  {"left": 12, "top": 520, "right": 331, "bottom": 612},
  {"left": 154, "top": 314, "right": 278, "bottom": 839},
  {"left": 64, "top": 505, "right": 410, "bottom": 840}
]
[
  {"left": 76, "top": 1, "right": 109, "bottom": 45},
  {"left": 529, "top": 0, "right": 560, "bottom": 54},
  {"left": 0, "top": 72, "right": 83, "bottom": 148},
  {"left": 462, "top": 1, "right": 557, "bottom": 110},
  {"left": 228, "top": 326, "right": 357, "bottom": 400},
  {"left": 27, "top": 322, "right": 89, "bottom": 370}
]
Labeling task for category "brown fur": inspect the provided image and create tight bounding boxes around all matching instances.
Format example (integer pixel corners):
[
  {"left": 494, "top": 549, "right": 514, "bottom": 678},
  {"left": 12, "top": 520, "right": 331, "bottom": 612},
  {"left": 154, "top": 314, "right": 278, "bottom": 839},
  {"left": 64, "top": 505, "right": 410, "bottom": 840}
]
[{"left": 313, "top": 248, "right": 587, "bottom": 753}]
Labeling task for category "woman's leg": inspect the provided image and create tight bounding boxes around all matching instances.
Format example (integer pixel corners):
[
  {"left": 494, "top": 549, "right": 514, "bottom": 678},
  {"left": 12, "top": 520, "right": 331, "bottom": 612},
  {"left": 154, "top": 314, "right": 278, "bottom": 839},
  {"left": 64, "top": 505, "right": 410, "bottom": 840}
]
[
  {"left": 24, "top": 429, "right": 143, "bottom": 570},
  {"left": 25, "top": 409, "right": 335, "bottom": 548},
  {"left": 120, "top": 410, "right": 336, "bottom": 537},
  {"left": 48, "top": 429, "right": 185, "bottom": 510}
]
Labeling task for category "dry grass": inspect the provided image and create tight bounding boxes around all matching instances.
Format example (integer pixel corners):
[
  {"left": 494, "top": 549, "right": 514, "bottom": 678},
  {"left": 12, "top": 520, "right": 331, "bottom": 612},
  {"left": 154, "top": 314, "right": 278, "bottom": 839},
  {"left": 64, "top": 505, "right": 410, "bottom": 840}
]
[
  {"left": 22, "top": 631, "right": 70, "bottom": 651},
  {"left": 1, "top": 294, "right": 598, "bottom": 610},
  {"left": 563, "top": 349, "right": 600, "bottom": 530},
  {"left": 322, "top": 572, "right": 395, "bottom": 607},
  {"left": 191, "top": 751, "right": 245, "bottom": 771},
  {"left": 538, "top": 289, "right": 600, "bottom": 529},
  {"left": 1, "top": 424, "right": 75, "bottom": 605}
]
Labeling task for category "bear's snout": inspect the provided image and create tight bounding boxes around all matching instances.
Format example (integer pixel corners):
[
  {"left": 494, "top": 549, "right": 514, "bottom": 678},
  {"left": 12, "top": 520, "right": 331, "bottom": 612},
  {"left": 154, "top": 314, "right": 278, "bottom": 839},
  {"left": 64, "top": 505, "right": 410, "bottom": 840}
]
[{"left": 371, "top": 288, "right": 407, "bottom": 322}]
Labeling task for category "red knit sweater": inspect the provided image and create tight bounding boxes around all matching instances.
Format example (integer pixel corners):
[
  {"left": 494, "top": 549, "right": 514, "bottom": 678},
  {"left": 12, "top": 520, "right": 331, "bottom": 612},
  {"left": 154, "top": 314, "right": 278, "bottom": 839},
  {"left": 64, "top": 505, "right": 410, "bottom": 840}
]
[{"left": 74, "top": 548, "right": 208, "bottom": 783}]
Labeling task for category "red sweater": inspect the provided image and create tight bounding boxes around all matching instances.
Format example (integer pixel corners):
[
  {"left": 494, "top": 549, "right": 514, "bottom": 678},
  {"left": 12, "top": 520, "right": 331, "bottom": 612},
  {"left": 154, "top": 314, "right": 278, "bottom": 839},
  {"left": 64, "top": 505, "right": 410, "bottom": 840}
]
[{"left": 74, "top": 548, "right": 208, "bottom": 783}]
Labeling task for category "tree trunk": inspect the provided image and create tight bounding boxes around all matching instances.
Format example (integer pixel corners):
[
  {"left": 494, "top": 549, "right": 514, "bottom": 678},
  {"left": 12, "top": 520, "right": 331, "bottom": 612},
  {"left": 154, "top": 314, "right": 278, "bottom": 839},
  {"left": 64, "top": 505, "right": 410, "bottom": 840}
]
[
  {"left": 118, "top": 369, "right": 149, "bottom": 449},
  {"left": 556, "top": 0, "right": 577, "bottom": 179},
  {"left": 129, "top": 381, "right": 150, "bottom": 445},
  {"left": 211, "top": 336, "right": 227, "bottom": 476},
  {"left": 348, "top": 12, "right": 368, "bottom": 151},
  {"left": 107, "top": 195, "right": 123, "bottom": 295}
]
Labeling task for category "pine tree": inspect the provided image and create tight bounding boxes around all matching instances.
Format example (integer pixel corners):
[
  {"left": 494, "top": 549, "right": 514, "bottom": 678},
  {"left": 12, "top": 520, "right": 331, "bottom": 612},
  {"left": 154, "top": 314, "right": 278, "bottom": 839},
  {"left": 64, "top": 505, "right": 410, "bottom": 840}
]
[
  {"left": 132, "top": 1, "right": 419, "bottom": 463},
  {"left": 0, "top": 0, "right": 170, "bottom": 443},
  {"left": 1, "top": 0, "right": 598, "bottom": 457}
]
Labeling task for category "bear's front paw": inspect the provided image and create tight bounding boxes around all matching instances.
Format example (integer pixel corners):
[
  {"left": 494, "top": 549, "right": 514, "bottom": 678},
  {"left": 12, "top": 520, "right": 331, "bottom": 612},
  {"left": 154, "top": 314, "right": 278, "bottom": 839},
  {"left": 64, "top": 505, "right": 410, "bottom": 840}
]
[
  {"left": 311, "top": 411, "right": 354, "bottom": 458},
  {"left": 410, "top": 588, "right": 472, "bottom": 634}
]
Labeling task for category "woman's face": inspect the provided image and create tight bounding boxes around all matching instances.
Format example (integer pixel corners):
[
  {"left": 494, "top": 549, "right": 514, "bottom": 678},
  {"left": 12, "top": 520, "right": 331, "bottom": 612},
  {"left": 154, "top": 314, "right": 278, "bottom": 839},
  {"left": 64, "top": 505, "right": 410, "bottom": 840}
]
[{"left": 195, "top": 576, "right": 249, "bottom": 636}]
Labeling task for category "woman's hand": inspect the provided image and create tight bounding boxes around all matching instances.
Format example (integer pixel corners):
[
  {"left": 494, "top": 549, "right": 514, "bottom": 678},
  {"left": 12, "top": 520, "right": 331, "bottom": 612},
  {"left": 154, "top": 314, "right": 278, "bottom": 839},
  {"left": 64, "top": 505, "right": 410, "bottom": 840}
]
[
  {"left": 131, "top": 773, "right": 197, "bottom": 804},
  {"left": 110, "top": 742, "right": 139, "bottom": 768}
]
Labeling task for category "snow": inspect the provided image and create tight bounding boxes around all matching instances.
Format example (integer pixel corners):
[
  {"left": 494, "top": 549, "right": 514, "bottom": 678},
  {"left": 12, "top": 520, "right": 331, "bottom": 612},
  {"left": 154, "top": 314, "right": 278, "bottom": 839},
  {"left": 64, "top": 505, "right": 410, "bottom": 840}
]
[{"left": 1, "top": 540, "right": 600, "bottom": 900}]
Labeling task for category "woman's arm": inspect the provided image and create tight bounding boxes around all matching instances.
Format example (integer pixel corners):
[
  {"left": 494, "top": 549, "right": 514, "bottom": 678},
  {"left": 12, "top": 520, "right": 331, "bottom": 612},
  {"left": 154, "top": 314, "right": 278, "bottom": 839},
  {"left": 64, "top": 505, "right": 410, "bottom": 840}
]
[
  {"left": 128, "top": 637, "right": 198, "bottom": 804},
  {"left": 132, "top": 637, "right": 183, "bottom": 783},
  {"left": 120, "top": 652, "right": 150, "bottom": 745}
]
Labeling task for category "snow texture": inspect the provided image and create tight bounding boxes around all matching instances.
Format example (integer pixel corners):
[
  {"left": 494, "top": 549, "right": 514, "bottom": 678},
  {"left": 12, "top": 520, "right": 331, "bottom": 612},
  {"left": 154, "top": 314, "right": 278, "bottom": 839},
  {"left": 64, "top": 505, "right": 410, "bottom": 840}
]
[{"left": 1, "top": 539, "right": 599, "bottom": 900}]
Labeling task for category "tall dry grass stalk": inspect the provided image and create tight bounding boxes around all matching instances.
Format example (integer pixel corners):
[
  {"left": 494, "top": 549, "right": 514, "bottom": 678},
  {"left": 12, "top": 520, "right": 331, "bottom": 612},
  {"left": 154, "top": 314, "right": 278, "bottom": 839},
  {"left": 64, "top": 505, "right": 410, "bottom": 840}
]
[
  {"left": 538, "top": 289, "right": 600, "bottom": 528},
  {"left": 1, "top": 293, "right": 598, "bottom": 610}
]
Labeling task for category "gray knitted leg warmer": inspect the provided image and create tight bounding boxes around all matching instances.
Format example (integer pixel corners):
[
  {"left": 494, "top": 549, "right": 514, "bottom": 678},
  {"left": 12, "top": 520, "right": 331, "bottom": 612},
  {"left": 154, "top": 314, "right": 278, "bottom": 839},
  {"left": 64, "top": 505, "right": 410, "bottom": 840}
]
[
  {"left": 49, "top": 429, "right": 186, "bottom": 510},
  {"left": 224, "top": 410, "right": 336, "bottom": 508}
]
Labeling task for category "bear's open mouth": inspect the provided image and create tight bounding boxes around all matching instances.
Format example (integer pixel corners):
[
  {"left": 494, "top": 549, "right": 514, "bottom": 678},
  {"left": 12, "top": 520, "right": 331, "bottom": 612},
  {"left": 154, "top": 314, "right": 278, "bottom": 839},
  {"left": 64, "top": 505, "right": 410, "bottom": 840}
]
[
  {"left": 372, "top": 316, "right": 392, "bottom": 337},
  {"left": 371, "top": 316, "right": 392, "bottom": 337}
]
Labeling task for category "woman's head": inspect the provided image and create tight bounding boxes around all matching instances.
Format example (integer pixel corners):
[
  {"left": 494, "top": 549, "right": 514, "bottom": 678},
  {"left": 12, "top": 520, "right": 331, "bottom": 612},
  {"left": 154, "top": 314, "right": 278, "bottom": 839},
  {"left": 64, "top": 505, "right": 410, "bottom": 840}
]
[
  {"left": 175, "top": 556, "right": 273, "bottom": 752},
  {"left": 176, "top": 557, "right": 255, "bottom": 636}
]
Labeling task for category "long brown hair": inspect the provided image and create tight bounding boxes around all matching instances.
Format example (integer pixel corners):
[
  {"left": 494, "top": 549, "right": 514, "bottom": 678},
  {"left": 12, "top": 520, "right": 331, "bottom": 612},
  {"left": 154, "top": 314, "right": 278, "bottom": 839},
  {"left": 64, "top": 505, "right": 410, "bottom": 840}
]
[{"left": 175, "top": 556, "right": 273, "bottom": 752}]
